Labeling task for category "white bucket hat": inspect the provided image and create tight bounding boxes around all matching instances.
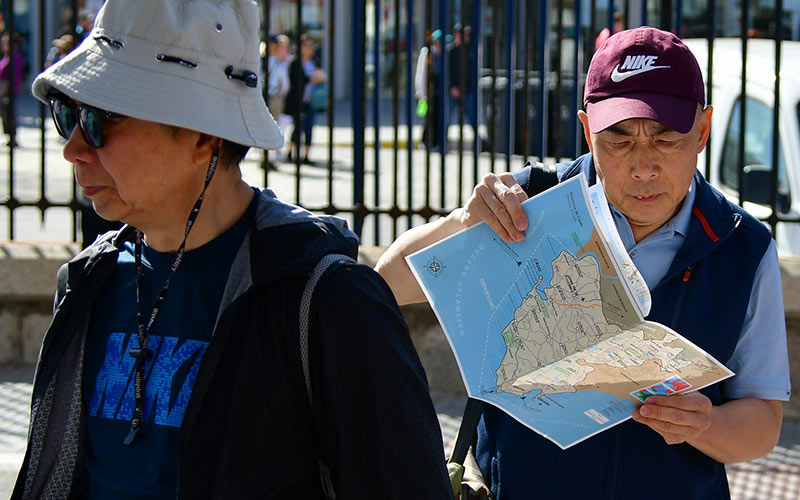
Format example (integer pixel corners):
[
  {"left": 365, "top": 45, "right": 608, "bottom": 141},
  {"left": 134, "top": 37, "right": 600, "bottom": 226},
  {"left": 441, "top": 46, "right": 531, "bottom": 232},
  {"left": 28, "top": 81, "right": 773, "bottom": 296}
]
[{"left": 32, "top": 0, "right": 283, "bottom": 150}]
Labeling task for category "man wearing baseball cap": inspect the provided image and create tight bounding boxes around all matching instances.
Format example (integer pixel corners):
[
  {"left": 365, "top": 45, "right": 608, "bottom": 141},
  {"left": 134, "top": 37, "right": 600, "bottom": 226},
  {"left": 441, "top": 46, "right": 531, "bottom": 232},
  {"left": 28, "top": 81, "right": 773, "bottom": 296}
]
[
  {"left": 12, "top": 1, "right": 452, "bottom": 498},
  {"left": 376, "top": 26, "right": 789, "bottom": 498}
]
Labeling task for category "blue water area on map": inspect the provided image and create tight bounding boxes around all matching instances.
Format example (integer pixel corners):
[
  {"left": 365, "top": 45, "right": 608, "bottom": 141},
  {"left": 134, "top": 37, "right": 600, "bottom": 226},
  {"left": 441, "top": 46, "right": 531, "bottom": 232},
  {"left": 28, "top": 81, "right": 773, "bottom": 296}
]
[
  {"left": 409, "top": 175, "right": 596, "bottom": 397},
  {"left": 481, "top": 389, "right": 638, "bottom": 448}
]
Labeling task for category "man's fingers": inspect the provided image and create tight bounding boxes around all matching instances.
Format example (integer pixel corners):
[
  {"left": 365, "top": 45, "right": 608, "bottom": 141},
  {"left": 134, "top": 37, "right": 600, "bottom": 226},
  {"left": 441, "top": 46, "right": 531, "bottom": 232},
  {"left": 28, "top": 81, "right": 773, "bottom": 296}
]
[
  {"left": 465, "top": 185, "right": 517, "bottom": 242},
  {"left": 459, "top": 172, "right": 530, "bottom": 242},
  {"left": 643, "top": 392, "right": 713, "bottom": 413},
  {"left": 496, "top": 173, "right": 529, "bottom": 231},
  {"left": 632, "top": 392, "right": 713, "bottom": 444}
]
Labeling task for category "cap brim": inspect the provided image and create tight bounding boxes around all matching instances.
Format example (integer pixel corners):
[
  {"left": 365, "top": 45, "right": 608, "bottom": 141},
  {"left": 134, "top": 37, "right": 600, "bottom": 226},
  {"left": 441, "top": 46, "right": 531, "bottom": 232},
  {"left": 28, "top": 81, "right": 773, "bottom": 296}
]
[{"left": 585, "top": 92, "right": 699, "bottom": 134}]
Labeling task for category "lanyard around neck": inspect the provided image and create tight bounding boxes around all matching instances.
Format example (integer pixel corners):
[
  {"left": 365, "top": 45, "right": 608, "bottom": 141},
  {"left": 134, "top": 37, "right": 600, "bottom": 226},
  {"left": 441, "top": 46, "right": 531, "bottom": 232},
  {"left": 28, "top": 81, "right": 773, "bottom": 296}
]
[{"left": 124, "top": 142, "right": 220, "bottom": 446}]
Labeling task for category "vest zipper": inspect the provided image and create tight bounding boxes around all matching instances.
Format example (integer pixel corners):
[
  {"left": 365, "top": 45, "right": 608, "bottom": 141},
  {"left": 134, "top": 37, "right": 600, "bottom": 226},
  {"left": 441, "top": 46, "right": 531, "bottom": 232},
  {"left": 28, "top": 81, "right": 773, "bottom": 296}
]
[
  {"left": 667, "top": 212, "right": 741, "bottom": 325},
  {"left": 670, "top": 264, "right": 694, "bottom": 326}
]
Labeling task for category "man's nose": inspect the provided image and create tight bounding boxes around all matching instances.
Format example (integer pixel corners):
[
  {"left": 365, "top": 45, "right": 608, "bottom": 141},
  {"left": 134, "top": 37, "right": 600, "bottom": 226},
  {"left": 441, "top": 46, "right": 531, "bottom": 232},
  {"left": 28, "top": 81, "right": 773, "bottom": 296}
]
[
  {"left": 62, "top": 123, "right": 93, "bottom": 165},
  {"left": 630, "top": 145, "right": 659, "bottom": 180}
]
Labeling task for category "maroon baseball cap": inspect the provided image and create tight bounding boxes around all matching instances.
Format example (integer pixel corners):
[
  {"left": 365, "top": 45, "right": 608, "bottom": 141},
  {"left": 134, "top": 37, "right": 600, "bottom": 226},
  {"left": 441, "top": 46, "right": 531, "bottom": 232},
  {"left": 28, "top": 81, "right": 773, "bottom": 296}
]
[{"left": 584, "top": 26, "right": 705, "bottom": 134}]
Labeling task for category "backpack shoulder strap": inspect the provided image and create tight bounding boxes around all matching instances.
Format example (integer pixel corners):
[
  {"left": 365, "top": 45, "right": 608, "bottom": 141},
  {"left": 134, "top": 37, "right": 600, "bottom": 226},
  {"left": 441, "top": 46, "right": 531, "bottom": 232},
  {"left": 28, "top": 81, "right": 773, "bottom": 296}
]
[
  {"left": 449, "top": 398, "right": 487, "bottom": 465},
  {"left": 299, "top": 252, "right": 356, "bottom": 404},
  {"left": 298, "top": 252, "right": 356, "bottom": 500}
]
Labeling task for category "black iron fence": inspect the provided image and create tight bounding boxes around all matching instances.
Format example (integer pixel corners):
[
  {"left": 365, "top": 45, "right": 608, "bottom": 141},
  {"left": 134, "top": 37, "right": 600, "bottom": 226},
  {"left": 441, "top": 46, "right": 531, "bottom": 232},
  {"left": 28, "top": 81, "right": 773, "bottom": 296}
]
[{"left": 1, "top": 0, "right": 799, "bottom": 252}]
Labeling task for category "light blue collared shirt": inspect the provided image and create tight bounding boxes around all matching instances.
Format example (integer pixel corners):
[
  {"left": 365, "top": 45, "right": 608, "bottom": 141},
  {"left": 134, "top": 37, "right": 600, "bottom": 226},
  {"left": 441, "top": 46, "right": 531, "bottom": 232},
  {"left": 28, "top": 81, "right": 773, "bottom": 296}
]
[{"left": 607, "top": 178, "right": 791, "bottom": 401}]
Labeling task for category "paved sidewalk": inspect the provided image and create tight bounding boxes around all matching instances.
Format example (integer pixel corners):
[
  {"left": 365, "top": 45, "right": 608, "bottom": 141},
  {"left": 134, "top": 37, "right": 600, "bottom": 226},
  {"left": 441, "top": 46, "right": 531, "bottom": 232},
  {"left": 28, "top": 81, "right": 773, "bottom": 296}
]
[
  {"left": 431, "top": 391, "right": 800, "bottom": 499},
  {"left": 2, "top": 367, "right": 798, "bottom": 498}
]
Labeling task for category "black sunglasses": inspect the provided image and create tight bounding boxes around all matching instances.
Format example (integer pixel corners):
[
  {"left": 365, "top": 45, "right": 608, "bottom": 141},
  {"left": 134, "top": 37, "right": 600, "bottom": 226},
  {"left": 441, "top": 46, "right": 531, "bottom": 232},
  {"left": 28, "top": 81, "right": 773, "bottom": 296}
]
[{"left": 48, "top": 93, "right": 125, "bottom": 149}]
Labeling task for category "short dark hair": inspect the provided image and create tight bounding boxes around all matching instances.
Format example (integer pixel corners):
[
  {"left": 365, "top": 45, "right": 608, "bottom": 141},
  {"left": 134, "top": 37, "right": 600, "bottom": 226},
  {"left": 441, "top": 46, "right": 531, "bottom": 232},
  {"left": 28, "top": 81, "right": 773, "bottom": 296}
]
[{"left": 220, "top": 140, "right": 250, "bottom": 169}]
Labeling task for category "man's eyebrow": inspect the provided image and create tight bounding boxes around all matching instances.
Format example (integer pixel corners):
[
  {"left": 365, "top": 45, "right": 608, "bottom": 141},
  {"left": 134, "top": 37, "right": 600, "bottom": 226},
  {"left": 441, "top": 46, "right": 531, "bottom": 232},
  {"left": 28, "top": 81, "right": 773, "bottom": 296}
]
[
  {"left": 603, "top": 123, "right": 675, "bottom": 136},
  {"left": 604, "top": 124, "right": 633, "bottom": 135}
]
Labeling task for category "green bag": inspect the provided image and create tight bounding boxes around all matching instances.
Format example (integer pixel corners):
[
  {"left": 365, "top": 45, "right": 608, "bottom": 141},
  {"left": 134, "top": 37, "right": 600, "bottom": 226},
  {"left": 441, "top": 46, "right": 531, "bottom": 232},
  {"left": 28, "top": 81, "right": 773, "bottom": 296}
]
[
  {"left": 448, "top": 462, "right": 492, "bottom": 499},
  {"left": 416, "top": 97, "right": 428, "bottom": 117},
  {"left": 310, "top": 82, "right": 329, "bottom": 112},
  {"left": 447, "top": 399, "right": 493, "bottom": 499}
]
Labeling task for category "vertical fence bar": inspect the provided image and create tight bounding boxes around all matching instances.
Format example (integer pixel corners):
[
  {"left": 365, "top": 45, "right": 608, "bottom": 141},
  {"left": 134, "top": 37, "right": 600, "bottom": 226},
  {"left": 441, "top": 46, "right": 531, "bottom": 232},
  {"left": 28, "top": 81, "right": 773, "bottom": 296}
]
[
  {"left": 590, "top": 0, "right": 597, "bottom": 50},
  {"left": 424, "top": 2, "right": 432, "bottom": 219},
  {"left": 503, "top": 0, "right": 513, "bottom": 167},
  {"left": 675, "top": 0, "right": 682, "bottom": 34},
  {"left": 456, "top": 7, "right": 465, "bottom": 206},
  {"left": 293, "top": 1, "right": 303, "bottom": 202},
  {"left": 490, "top": 0, "right": 498, "bottom": 172},
  {"left": 737, "top": 0, "right": 748, "bottom": 207},
  {"left": 769, "top": 0, "right": 783, "bottom": 235},
  {"left": 437, "top": 0, "right": 447, "bottom": 209},
  {"left": 352, "top": 0, "right": 366, "bottom": 235},
  {"left": 71, "top": 0, "right": 79, "bottom": 239},
  {"left": 641, "top": 0, "right": 647, "bottom": 26},
  {"left": 554, "top": 0, "right": 564, "bottom": 161},
  {"left": 392, "top": 0, "right": 400, "bottom": 239},
  {"left": 38, "top": 0, "right": 47, "bottom": 227},
  {"left": 406, "top": 0, "right": 414, "bottom": 228},
  {"left": 572, "top": 0, "right": 583, "bottom": 158},
  {"left": 327, "top": 0, "right": 335, "bottom": 206},
  {"left": 522, "top": 0, "right": 530, "bottom": 162},
  {"left": 261, "top": 0, "right": 270, "bottom": 183},
  {"left": 536, "top": 0, "right": 549, "bottom": 161},
  {"left": 472, "top": 0, "right": 481, "bottom": 186},
  {"left": 7, "top": 0, "right": 16, "bottom": 239},
  {"left": 373, "top": 0, "right": 381, "bottom": 243},
  {"left": 705, "top": 0, "right": 715, "bottom": 180}
]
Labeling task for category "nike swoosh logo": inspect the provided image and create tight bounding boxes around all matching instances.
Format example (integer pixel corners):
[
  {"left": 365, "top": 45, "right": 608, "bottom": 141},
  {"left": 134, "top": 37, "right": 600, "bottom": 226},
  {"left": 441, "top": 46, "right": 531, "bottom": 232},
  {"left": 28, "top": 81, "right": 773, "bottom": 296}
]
[{"left": 610, "top": 64, "right": 671, "bottom": 82}]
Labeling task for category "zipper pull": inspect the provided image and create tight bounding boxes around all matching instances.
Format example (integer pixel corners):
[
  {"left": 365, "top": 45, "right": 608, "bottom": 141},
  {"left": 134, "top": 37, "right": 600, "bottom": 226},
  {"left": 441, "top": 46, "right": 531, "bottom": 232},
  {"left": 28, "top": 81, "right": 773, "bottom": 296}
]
[{"left": 682, "top": 264, "right": 694, "bottom": 283}]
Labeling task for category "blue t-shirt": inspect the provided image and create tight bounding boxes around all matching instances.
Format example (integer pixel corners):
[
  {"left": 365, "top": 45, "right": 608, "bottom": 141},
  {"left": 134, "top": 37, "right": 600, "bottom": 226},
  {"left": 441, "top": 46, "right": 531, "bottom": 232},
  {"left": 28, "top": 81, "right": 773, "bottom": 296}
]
[{"left": 81, "top": 205, "right": 252, "bottom": 499}]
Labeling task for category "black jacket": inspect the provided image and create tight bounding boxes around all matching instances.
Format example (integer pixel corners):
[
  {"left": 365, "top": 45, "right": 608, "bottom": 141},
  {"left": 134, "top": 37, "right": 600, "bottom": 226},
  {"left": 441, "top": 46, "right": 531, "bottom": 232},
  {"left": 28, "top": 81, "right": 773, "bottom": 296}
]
[{"left": 13, "top": 189, "right": 452, "bottom": 499}]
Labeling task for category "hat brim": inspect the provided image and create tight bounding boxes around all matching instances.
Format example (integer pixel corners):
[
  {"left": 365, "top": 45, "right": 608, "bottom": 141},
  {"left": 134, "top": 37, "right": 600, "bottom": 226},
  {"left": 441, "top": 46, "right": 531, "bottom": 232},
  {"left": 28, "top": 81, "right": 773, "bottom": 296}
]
[
  {"left": 585, "top": 92, "right": 700, "bottom": 134},
  {"left": 32, "top": 38, "right": 283, "bottom": 151}
]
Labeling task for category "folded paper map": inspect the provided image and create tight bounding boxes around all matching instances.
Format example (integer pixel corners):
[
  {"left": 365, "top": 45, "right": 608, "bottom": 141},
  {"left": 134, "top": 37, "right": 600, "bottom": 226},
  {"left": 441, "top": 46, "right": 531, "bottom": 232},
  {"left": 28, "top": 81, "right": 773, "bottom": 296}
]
[{"left": 407, "top": 174, "right": 733, "bottom": 449}]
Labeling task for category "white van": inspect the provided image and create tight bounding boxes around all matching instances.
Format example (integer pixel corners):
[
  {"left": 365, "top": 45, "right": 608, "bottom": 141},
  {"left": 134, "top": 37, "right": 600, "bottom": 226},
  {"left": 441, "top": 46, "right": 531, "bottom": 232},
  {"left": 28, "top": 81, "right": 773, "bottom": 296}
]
[{"left": 685, "top": 38, "right": 800, "bottom": 257}]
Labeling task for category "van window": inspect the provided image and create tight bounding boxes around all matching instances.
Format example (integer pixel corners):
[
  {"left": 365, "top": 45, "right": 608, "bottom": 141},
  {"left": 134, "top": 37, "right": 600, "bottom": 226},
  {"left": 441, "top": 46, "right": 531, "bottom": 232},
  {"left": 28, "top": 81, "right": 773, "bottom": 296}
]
[{"left": 719, "top": 96, "right": 790, "bottom": 212}]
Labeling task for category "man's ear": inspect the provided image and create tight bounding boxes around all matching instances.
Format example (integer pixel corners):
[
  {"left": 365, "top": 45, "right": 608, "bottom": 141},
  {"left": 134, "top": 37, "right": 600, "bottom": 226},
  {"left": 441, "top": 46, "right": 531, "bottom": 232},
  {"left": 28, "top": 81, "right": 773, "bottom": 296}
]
[
  {"left": 697, "top": 105, "right": 713, "bottom": 154},
  {"left": 192, "top": 133, "right": 221, "bottom": 166},
  {"left": 577, "top": 110, "right": 594, "bottom": 155}
]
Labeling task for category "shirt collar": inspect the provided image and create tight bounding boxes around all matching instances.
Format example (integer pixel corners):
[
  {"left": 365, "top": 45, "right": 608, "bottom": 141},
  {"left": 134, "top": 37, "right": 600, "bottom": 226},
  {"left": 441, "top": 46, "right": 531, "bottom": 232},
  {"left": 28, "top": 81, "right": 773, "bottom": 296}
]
[{"left": 672, "top": 177, "right": 696, "bottom": 237}]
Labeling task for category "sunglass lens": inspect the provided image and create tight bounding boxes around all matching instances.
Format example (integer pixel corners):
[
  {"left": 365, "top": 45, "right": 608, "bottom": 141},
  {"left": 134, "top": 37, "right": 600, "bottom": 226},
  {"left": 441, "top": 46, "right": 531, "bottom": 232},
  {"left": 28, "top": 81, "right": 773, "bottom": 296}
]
[
  {"left": 51, "top": 98, "right": 76, "bottom": 140},
  {"left": 79, "top": 107, "right": 103, "bottom": 148}
]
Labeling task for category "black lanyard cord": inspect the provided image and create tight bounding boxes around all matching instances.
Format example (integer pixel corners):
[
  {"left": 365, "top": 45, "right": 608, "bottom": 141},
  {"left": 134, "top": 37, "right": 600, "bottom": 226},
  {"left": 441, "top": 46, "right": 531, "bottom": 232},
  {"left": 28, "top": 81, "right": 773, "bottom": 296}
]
[{"left": 124, "top": 142, "right": 220, "bottom": 446}]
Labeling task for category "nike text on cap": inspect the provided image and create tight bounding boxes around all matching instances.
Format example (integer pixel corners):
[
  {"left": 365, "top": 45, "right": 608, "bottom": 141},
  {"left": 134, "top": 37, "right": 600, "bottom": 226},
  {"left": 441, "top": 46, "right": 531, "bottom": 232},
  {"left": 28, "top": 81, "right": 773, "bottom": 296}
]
[{"left": 583, "top": 26, "right": 706, "bottom": 134}]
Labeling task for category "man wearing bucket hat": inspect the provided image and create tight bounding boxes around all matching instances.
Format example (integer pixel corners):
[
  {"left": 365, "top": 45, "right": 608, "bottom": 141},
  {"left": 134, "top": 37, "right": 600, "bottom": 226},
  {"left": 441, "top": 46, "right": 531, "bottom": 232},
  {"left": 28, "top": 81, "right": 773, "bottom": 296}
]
[
  {"left": 12, "top": 1, "right": 452, "bottom": 499},
  {"left": 376, "top": 26, "right": 790, "bottom": 498}
]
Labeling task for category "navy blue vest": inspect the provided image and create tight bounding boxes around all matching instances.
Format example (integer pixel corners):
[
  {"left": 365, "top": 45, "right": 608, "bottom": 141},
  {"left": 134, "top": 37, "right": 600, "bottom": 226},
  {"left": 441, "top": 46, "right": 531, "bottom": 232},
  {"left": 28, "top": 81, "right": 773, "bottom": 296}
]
[{"left": 477, "top": 154, "right": 772, "bottom": 499}]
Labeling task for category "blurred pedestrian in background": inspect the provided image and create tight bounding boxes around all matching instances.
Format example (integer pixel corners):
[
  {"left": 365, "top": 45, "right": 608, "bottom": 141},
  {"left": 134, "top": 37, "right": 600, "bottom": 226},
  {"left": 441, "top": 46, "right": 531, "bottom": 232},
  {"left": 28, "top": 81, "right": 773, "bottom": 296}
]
[
  {"left": 266, "top": 33, "right": 290, "bottom": 162},
  {"left": 0, "top": 32, "right": 24, "bottom": 148},
  {"left": 415, "top": 29, "right": 443, "bottom": 150},
  {"left": 44, "top": 33, "right": 75, "bottom": 68},
  {"left": 76, "top": 8, "right": 96, "bottom": 41},
  {"left": 448, "top": 24, "right": 477, "bottom": 142},
  {"left": 286, "top": 34, "right": 326, "bottom": 165}
]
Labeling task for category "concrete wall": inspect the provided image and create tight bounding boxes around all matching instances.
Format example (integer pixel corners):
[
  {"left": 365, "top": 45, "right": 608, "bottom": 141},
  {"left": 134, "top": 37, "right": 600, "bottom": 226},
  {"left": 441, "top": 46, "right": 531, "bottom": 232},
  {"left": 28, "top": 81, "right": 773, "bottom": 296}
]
[
  {"left": 1, "top": 242, "right": 798, "bottom": 418},
  {"left": 0, "top": 243, "right": 80, "bottom": 365}
]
